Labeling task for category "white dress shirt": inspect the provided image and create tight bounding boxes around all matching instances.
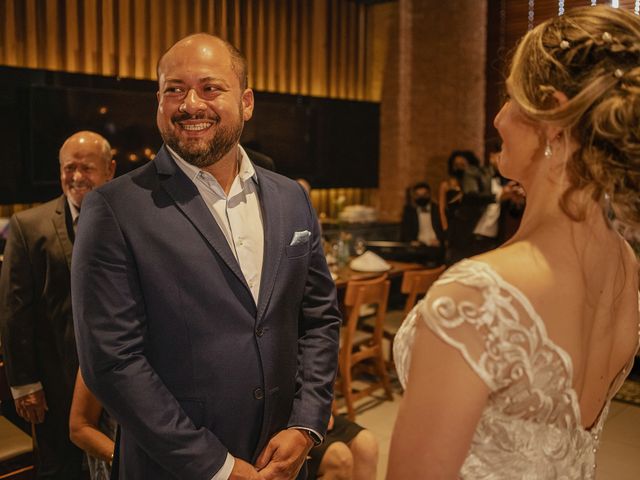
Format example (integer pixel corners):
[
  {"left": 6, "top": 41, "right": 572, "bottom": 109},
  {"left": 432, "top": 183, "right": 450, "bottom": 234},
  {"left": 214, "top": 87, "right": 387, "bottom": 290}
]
[
  {"left": 417, "top": 205, "right": 438, "bottom": 246},
  {"left": 170, "top": 145, "right": 264, "bottom": 304},
  {"left": 473, "top": 177, "right": 503, "bottom": 238}
]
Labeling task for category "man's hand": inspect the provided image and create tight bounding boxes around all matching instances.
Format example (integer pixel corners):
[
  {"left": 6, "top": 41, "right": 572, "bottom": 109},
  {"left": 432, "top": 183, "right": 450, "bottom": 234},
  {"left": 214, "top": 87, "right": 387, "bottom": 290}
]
[
  {"left": 255, "top": 429, "right": 314, "bottom": 480},
  {"left": 229, "top": 458, "right": 262, "bottom": 480},
  {"left": 14, "top": 389, "right": 48, "bottom": 424}
]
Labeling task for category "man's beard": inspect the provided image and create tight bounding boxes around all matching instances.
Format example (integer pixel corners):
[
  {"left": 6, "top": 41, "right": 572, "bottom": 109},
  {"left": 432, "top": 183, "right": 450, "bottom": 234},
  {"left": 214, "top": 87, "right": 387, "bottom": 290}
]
[{"left": 161, "top": 111, "right": 244, "bottom": 168}]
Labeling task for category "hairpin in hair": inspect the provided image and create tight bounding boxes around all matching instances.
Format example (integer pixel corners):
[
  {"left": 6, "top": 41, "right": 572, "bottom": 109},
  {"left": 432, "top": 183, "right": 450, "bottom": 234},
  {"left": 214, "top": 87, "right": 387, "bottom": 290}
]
[
  {"left": 560, "top": 40, "right": 570, "bottom": 50},
  {"left": 602, "top": 32, "right": 613, "bottom": 43},
  {"left": 613, "top": 68, "right": 624, "bottom": 79}
]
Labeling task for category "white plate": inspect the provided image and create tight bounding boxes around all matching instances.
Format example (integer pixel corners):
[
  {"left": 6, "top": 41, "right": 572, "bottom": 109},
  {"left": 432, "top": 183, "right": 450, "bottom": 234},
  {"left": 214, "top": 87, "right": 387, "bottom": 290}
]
[{"left": 349, "top": 264, "right": 392, "bottom": 273}]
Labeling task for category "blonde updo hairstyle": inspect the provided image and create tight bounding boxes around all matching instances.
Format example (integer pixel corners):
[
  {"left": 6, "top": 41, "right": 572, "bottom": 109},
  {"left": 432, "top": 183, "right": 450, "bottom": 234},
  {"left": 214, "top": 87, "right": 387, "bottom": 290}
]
[{"left": 508, "top": 5, "right": 640, "bottom": 227}]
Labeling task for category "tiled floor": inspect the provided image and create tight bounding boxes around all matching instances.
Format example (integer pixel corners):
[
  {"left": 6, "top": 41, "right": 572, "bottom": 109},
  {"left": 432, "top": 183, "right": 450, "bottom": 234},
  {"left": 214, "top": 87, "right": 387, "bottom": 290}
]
[{"left": 346, "top": 392, "right": 640, "bottom": 479}]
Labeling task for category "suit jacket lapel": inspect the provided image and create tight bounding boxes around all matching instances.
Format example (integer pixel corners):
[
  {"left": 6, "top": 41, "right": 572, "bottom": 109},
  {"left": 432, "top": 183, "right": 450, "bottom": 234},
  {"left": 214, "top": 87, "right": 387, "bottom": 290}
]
[
  {"left": 256, "top": 172, "right": 284, "bottom": 322},
  {"left": 155, "top": 146, "right": 251, "bottom": 294},
  {"left": 52, "top": 196, "right": 73, "bottom": 270}
]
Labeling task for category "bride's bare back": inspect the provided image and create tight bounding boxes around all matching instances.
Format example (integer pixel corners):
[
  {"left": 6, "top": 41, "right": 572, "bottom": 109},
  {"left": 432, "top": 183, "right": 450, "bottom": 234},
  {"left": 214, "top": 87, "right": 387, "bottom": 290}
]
[{"left": 479, "top": 225, "right": 639, "bottom": 430}]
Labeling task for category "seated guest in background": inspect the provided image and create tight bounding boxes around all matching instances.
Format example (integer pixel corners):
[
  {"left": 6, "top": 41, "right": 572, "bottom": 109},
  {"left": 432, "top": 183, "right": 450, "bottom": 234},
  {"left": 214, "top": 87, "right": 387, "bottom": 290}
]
[
  {"left": 0, "top": 131, "right": 115, "bottom": 479},
  {"left": 307, "top": 414, "right": 377, "bottom": 480},
  {"left": 69, "top": 371, "right": 116, "bottom": 480},
  {"left": 400, "top": 182, "right": 445, "bottom": 264}
]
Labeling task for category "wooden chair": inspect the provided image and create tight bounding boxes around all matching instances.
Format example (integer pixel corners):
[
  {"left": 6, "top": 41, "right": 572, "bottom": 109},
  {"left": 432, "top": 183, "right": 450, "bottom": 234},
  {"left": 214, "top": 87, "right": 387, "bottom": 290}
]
[
  {"left": 0, "top": 361, "right": 34, "bottom": 480},
  {"left": 365, "top": 265, "right": 446, "bottom": 366},
  {"left": 336, "top": 274, "right": 394, "bottom": 421}
]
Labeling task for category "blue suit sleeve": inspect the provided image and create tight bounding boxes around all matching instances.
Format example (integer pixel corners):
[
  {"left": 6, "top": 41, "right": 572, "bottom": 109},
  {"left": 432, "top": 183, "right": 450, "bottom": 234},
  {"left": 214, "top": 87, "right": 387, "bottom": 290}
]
[{"left": 287, "top": 186, "right": 341, "bottom": 436}]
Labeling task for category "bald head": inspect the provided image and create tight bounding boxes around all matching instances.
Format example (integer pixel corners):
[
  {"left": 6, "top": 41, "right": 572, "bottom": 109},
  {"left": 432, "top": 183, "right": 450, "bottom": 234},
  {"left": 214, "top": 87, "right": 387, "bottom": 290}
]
[
  {"left": 59, "top": 131, "right": 115, "bottom": 207},
  {"left": 59, "top": 131, "right": 112, "bottom": 164},
  {"left": 157, "top": 34, "right": 248, "bottom": 90}
]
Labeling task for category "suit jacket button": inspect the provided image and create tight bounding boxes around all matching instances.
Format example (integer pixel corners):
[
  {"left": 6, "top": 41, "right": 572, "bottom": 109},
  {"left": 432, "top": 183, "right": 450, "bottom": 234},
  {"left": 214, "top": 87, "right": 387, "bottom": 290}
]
[
  {"left": 254, "top": 387, "right": 264, "bottom": 400},
  {"left": 255, "top": 327, "right": 264, "bottom": 337}
]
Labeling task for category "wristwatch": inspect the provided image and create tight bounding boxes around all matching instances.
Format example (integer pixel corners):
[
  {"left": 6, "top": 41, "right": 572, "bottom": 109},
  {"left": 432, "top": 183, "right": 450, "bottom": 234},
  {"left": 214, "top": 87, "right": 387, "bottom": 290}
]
[{"left": 304, "top": 429, "right": 323, "bottom": 446}]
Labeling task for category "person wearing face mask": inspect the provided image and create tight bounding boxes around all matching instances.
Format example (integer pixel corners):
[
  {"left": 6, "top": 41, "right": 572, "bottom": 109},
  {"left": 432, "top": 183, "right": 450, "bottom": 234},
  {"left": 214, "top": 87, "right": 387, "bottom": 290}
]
[
  {"left": 0, "top": 131, "right": 115, "bottom": 479},
  {"left": 440, "top": 150, "right": 494, "bottom": 265},
  {"left": 437, "top": 151, "right": 469, "bottom": 236},
  {"left": 401, "top": 182, "right": 445, "bottom": 265}
]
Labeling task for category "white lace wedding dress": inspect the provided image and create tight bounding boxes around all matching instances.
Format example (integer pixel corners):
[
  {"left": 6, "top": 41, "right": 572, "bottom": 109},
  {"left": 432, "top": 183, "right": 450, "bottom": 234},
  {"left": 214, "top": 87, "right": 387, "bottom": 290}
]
[{"left": 394, "top": 259, "right": 639, "bottom": 479}]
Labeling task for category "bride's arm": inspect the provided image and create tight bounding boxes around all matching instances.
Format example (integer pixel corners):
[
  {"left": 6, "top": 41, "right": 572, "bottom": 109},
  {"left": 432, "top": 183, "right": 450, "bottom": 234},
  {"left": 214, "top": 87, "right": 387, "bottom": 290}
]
[{"left": 386, "top": 318, "right": 490, "bottom": 479}]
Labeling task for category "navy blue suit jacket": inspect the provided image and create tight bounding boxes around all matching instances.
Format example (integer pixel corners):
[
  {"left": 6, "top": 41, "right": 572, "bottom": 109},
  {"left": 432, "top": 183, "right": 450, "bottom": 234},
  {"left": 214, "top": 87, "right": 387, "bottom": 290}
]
[{"left": 71, "top": 146, "right": 341, "bottom": 479}]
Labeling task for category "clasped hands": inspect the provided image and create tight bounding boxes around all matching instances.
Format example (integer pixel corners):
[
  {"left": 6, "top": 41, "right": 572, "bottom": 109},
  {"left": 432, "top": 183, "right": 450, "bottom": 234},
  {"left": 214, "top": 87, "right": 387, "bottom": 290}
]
[{"left": 230, "top": 429, "right": 314, "bottom": 480}]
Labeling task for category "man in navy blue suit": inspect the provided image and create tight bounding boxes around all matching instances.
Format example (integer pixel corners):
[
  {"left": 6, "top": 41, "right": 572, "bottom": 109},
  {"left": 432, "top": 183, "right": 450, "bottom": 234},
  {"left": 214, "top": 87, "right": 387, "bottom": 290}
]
[{"left": 71, "top": 34, "right": 341, "bottom": 480}]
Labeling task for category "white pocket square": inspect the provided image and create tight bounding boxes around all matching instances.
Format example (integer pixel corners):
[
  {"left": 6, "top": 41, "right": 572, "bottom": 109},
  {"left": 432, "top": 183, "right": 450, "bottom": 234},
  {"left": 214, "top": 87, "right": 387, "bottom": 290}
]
[{"left": 290, "top": 230, "right": 311, "bottom": 246}]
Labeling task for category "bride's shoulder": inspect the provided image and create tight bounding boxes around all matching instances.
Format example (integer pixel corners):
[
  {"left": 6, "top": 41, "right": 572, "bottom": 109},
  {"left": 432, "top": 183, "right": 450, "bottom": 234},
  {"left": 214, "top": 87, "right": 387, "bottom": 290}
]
[
  {"left": 467, "top": 242, "right": 552, "bottom": 295},
  {"left": 433, "top": 243, "right": 544, "bottom": 292}
]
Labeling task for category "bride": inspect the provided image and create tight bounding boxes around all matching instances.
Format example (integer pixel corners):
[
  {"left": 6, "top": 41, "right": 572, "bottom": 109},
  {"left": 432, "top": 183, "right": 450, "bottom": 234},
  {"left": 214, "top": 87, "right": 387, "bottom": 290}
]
[{"left": 387, "top": 6, "right": 640, "bottom": 479}]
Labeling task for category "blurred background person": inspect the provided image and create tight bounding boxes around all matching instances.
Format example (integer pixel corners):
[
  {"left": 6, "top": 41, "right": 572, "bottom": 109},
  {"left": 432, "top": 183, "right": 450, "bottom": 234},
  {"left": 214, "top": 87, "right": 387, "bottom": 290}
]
[
  {"left": 297, "top": 178, "right": 312, "bottom": 196},
  {"left": 0, "top": 131, "right": 115, "bottom": 479},
  {"left": 469, "top": 144, "right": 526, "bottom": 256},
  {"left": 400, "top": 182, "right": 445, "bottom": 265},
  {"left": 437, "top": 150, "right": 470, "bottom": 235},
  {"left": 441, "top": 150, "right": 495, "bottom": 265}
]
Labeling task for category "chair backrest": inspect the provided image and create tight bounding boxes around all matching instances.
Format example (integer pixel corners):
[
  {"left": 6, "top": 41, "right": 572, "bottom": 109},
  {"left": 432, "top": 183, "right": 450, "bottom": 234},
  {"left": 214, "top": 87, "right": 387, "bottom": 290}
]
[
  {"left": 343, "top": 274, "right": 390, "bottom": 346},
  {"left": 401, "top": 265, "right": 446, "bottom": 316}
]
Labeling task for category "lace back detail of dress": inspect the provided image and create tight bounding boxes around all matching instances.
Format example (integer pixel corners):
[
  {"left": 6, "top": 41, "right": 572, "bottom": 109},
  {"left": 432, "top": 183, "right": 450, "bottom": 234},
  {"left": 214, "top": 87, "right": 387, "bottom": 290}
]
[{"left": 392, "top": 259, "right": 636, "bottom": 479}]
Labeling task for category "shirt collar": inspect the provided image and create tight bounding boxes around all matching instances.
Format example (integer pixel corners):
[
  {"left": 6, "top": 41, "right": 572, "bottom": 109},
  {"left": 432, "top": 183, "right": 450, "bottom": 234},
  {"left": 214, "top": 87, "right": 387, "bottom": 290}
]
[
  {"left": 167, "top": 144, "right": 258, "bottom": 185},
  {"left": 67, "top": 197, "right": 80, "bottom": 222}
]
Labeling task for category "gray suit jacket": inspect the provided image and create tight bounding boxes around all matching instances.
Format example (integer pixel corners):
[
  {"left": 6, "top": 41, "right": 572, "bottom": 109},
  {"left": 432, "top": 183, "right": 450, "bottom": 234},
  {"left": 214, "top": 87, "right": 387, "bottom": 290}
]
[
  {"left": 72, "top": 146, "right": 341, "bottom": 479},
  {"left": 0, "top": 195, "right": 78, "bottom": 409}
]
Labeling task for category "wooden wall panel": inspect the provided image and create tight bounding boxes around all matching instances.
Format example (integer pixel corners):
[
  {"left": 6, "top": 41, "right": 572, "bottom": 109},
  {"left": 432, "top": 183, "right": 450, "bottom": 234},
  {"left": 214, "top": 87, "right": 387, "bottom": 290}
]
[
  {"left": 25, "top": 0, "right": 38, "bottom": 68},
  {"left": 0, "top": 0, "right": 375, "bottom": 99},
  {"left": 0, "top": 0, "right": 383, "bottom": 217}
]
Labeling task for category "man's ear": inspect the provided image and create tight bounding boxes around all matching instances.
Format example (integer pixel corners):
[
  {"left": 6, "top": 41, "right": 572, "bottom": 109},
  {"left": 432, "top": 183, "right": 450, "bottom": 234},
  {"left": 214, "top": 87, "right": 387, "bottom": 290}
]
[
  {"left": 242, "top": 88, "right": 254, "bottom": 122},
  {"left": 108, "top": 159, "right": 116, "bottom": 180}
]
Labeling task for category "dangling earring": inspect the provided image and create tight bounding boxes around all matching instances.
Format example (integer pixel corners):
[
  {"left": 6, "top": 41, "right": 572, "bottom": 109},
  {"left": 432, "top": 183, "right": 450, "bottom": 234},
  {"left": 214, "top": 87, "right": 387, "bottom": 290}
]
[{"left": 544, "top": 139, "right": 553, "bottom": 158}]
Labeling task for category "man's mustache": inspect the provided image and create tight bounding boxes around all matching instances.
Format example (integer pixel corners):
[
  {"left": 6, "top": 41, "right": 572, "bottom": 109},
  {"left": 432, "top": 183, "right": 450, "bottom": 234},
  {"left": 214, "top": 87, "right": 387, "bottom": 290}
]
[{"left": 171, "top": 112, "right": 220, "bottom": 123}]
